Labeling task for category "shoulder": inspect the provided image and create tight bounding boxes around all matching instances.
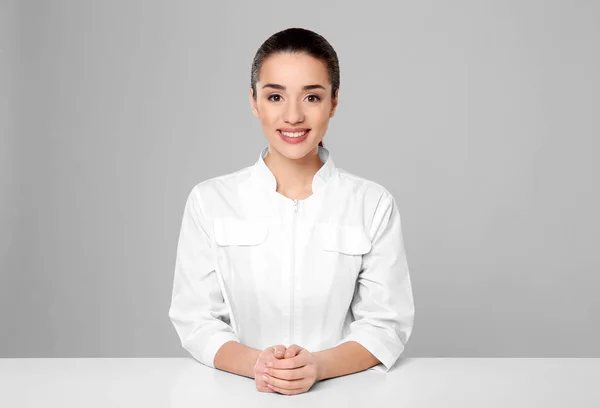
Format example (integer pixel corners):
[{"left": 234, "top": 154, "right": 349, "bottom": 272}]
[
  {"left": 335, "top": 167, "right": 395, "bottom": 204},
  {"left": 187, "top": 165, "right": 254, "bottom": 203},
  {"left": 192, "top": 166, "right": 252, "bottom": 194}
]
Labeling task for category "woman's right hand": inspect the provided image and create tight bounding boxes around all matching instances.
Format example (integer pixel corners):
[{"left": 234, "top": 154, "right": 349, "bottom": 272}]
[{"left": 254, "top": 345, "right": 286, "bottom": 393}]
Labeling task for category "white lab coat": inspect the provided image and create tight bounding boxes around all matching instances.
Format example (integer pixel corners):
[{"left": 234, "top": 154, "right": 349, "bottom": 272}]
[{"left": 169, "top": 145, "right": 415, "bottom": 373}]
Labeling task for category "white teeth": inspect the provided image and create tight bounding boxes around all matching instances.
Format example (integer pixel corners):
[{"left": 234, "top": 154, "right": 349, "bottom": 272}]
[{"left": 280, "top": 130, "right": 308, "bottom": 137}]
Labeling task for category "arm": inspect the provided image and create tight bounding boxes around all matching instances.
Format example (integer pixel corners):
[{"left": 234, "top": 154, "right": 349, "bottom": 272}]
[
  {"left": 313, "top": 341, "right": 380, "bottom": 381},
  {"left": 332, "top": 191, "right": 415, "bottom": 373},
  {"left": 214, "top": 340, "right": 261, "bottom": 379},
  {"left": 169, "top": 186, "right": 243, "bottom": 371}
]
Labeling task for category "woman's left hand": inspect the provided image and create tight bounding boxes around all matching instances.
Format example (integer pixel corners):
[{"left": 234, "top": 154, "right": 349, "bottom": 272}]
[{"left": 261, "top": 344, "right": 320, "bottom": 395}]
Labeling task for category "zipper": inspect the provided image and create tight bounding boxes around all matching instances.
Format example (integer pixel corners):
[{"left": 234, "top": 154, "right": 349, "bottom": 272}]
[{"left": 290, "top": 199, "right": 298, "bottom": 344}]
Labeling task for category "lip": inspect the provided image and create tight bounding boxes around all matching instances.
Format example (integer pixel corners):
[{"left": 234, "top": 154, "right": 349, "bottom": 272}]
[
  {"left": 278, "top": 128, "right": 310, "bottom": 132},
  {"left": 278, "top": 129, "right": 310, "bottom": 144}
]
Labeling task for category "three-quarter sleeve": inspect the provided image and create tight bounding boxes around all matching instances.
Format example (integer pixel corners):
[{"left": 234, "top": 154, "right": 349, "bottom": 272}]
[
  {"left": 335, "top": 191, "right": 415, "bottom": 372},
  {"left": 168, "top": 186, "right": 239, "bottom": 368}
]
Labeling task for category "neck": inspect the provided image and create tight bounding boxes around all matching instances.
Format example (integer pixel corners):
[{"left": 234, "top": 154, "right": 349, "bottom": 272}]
[{"left": 263, "top": 145, "right": 323, "bottom": 196}]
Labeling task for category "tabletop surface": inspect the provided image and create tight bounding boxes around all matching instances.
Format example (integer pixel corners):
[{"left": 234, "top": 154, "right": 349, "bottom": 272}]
[{"left": 1, "top": 358, "right": 599, "bottom": 407}]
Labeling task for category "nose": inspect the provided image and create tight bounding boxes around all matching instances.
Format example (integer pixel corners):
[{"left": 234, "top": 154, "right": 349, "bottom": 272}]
[{"left": 283, "top": 99, "right": 304, "bottom": 124}]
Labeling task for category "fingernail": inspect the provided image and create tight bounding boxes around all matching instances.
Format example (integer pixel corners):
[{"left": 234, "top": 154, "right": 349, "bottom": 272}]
[
  {"left": 275, "top": 350, "right": 283, "bottom": 355},
  {"left": 267, "top": 361, "right": 273, "bottom": 367},
  {"left": 285, "top": 352, "right": 292, "bottom": 357},
  {"left": 262, "top": 375, "right": 268, "bottom": 382},
  {"left": 263, "top": 367, "right": 268, "bottom": 373}
]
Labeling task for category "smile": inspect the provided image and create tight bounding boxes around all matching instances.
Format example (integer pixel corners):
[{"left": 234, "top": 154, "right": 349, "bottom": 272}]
[
  {"left": 278, "top": 129, "right": 311, "bottom": 144},
  {"left": 280, "top": 130, "right": 309, "bottom": 137}
]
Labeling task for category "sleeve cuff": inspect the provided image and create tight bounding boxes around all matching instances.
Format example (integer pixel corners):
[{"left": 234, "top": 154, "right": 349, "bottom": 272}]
[
  {"left": 368, "top": 363, "right": 390, "bottom": 373},
  {"left": 201, "top": 331, "right": 240, "bottom": 368},
  {"left": 334, "top": 331, "right": 400, "bottom": 373}
]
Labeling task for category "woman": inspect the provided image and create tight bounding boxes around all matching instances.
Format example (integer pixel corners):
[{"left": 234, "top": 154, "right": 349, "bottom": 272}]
[{"left": 169, "top": 27, "right": 415, "bottom": 395}]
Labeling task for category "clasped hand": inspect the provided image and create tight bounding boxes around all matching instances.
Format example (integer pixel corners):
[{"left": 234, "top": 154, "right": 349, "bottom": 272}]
[{"left": 253, "top": 344, "right": 319, "bottom": 395}]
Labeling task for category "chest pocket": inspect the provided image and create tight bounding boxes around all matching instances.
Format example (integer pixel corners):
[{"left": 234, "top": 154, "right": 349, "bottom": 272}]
[
  {"left": 316, "top": 222, "right": 372, "bottom": 255},
  {"left": 212, "top": 218, "right": 270, "bottom": 291},
  {"left": 313, "top": 222, "right": 372, "bottom": 295}
]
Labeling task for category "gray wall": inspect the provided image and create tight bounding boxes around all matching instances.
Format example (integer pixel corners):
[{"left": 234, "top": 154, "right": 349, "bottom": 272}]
[
  {"left": 2, "top": 0, "right": 599, "bottom": 358},
  {"left": 1, "top": 0, "right": 18, "bottom": 341}
]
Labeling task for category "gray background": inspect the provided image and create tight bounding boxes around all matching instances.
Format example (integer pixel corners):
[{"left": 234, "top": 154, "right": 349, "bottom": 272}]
[{"left": 1, "top": 0, "right": 599, "bottom": 358}]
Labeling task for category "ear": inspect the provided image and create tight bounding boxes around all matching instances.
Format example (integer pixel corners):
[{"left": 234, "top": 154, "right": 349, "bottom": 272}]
[
  {"left": 329, "top": 89, "right": 339, "bottom": 118},
  {"left": 249, "top": 88, "right": 259, "bottom": 118}
]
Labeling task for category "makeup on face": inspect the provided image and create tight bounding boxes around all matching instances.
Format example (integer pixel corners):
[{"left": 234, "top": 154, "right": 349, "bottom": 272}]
[
  {"left": 278, "top": 128, "right": 311, "bottom": 144},
  {"left": 254, "top": 53, "right": 333, "bottom": 152}
]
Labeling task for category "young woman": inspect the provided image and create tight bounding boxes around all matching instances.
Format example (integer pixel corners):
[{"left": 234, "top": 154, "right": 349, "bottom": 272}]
[{"left": 169, "top": 28, "right": 415, "bottom": 395}]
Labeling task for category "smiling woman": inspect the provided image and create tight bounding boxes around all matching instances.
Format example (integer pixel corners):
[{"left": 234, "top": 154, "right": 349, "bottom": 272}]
[
  {"left": 249, "top": 32, "right": 339, "bottom": 162},
  {"left": 169, "top": 27, "right": 415, "bottom": 396}
]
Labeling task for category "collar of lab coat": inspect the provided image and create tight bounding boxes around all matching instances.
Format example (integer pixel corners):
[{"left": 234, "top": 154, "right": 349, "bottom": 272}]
[{"left": 251, "top": 145, "right": 337, "bottom": 195}]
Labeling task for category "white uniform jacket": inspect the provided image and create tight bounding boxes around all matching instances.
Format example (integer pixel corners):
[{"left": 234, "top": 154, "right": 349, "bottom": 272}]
[{"left": 169, "top": 145, "right": 415, "bottom": 372}]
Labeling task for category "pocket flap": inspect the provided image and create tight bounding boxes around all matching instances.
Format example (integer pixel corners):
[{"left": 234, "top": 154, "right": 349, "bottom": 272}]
[
  {"left": 317, "top": 222, "right": 372, "bottom": 255},
  {"left": 213, "top": 218, "right": 269, "bottom": 246}
]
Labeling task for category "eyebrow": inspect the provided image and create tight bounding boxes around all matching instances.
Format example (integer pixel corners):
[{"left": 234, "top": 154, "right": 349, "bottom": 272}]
[{"left": 261, "top": 83, "right": 326, "bottom": 91}]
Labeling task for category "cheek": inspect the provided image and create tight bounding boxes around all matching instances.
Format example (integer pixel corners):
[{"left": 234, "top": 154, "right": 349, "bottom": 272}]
[
  {"left": 258, "top": 107, "right": 279, "bottom": 126},
  {"left": 312, "top": 110, "right": 332, "bottom": 128}
]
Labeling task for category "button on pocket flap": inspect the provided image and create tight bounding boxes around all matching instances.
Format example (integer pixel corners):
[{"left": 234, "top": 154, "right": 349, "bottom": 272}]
[
  {"left": 213, "top": 218, "right": 269, "bottom": 246},
  {"left": 317, "top": 222, "right": 372, "bottom": 255}
]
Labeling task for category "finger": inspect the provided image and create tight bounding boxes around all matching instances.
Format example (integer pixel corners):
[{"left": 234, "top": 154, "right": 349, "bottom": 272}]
[
  {"left": 265, "top": 366, "right": 306, "bottom": 381},
  {"left": 284, "top": 344, "right": 303, "bottom": 358},
  {"left": 270, "top": 345, "right": 286, "bottom": 359},
  {"left": 263, "top": 374, "right": 306, "bottom": 391},
  {"left": 256, "top": 383, "right": 274, "bottom": 393},
  {"left": 269, "top": 354, "right": 306, "bottom": 370},
  {"left": 267, "top": 383, "right": 304, "bottom": 395}
]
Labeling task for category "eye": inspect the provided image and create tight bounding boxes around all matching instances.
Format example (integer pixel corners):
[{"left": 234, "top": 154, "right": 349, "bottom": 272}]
[
  {"left": 305, "top": 94, "right": 321, "bottom": 103},
  {"left": 267, "top": 94, "right": 283, "bottom": 102}
]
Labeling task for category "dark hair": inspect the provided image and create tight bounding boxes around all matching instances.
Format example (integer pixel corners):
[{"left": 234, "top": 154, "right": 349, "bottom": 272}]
[{"left": 251, "top": 28, "right": 340, "bottom": 149}]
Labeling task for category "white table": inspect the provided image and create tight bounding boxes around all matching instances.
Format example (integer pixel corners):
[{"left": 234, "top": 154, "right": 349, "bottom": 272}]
[{"left": 1, "top": 358, "right": 598, "bottom": 407}]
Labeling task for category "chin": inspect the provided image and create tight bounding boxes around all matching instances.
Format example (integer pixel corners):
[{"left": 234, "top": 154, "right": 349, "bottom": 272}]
[{"left": 273, "top": 142, "right": 316, "bottom": 160}]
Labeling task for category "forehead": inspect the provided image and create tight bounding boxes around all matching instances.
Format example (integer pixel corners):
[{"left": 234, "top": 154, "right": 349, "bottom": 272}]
[{"left": 259, "top": 52, "right": 330, "bottom": 89}]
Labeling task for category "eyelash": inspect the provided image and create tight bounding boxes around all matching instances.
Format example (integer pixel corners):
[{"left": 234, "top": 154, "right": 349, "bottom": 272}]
[{"left": 267, "top": 94, "right": 321, "bottom": 103}]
